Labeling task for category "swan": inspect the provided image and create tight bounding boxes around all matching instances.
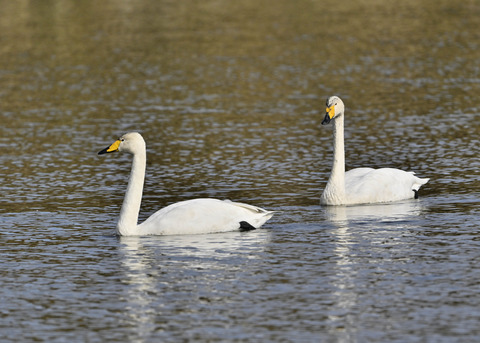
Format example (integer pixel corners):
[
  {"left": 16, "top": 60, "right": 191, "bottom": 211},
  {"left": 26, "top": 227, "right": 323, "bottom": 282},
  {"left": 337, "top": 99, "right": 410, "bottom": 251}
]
[
  {"left": 320, "top": 96, "right": 429, "bottom": 206},
  {"left": 98, "top": 132, "right": 274, "bottom": 236}
]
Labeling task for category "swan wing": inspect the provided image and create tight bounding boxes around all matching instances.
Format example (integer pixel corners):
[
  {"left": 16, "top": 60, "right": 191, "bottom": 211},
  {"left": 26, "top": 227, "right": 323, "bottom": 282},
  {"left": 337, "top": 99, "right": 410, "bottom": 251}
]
[
  {"left": 344, "top": 167, "right": 375, "bottom": 179},
  {"left": 137, "top": 198, "right": 274, "bottom": 235},
  {"left": 345, "top": 168, "right": 429, "bottom": 204}
]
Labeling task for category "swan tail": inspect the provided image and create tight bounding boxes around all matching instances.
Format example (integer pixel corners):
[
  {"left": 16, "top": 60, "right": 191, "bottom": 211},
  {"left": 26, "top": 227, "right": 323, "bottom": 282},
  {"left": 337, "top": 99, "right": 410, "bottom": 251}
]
[
  {"left": 412, "top": 177, "right": 430, "bottom": 191},
  {"left": 251, "top": 210, "right": 275, "bottom": 229},
  {"left": 260, "top": 210, "right": 275, "bottom": 222},
  {"left": 239, "top": 211, "right": 274, "bottom": 231},
  {"left": 225, "top": 200, "right": 275, "bottom": 229},
  {"left": 412, "top": 176, "right": 429, "bottom": 199}
]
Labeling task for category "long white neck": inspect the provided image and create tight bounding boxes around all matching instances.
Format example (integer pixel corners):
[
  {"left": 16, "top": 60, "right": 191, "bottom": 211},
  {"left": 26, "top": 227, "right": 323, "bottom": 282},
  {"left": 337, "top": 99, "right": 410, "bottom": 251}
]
[
  {"left": 116, "top": 150, "right": 146, "bottom": 235},
  {"left": 321, "top": 114, "right": 346, "bottom": 205}
]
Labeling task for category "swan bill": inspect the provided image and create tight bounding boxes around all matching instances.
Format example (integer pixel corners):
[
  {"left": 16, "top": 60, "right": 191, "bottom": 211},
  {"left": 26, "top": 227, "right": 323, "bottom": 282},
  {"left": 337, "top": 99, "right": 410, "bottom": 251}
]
[
  {"left": 321, "top": 113, "right": 332, "bottom": 125},
  {"left": 98, "top": 139, "right": 121, "bottom": 155},
  {"left": 322, "top": 105, "right": 335, "bottom": 125}
]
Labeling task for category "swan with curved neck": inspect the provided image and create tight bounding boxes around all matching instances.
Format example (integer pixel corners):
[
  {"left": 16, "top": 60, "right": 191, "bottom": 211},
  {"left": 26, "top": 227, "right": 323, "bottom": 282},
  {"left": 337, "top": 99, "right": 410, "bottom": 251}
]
[
  {"left": 98, "top": 132, "right": 274, "bottom": 235},
  {"left": 320, "top": 96, "right": 429, "bottom": 206}
]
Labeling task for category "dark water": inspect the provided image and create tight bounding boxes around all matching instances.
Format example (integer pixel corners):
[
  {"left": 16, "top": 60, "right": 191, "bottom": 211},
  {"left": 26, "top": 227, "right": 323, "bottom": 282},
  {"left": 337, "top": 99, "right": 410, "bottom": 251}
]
[{"left": 1, "top": 0, "right": 480, "bottom": 342}]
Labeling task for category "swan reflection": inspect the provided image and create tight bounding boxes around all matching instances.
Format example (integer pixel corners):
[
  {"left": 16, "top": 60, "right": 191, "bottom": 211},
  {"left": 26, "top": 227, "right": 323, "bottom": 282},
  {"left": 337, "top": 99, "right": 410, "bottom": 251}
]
[
  {"left": 324, "top": 199, "right": 425, "bottom": 224},
  {"left": 323, "top": 200, "right": 425, "bottom": 337},
  {"left": 117, "top": 231, "right": 270, "bottom": 338}
]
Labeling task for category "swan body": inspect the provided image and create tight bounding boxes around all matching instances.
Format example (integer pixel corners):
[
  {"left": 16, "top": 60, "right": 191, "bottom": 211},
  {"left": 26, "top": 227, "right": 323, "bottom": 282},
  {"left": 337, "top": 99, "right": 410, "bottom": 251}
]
[
  {"left": 98, "top": 132, "right": 274, "bottom": 236},
  {"left": 320, "top": 96, "right": 429, "bottom": 206}
]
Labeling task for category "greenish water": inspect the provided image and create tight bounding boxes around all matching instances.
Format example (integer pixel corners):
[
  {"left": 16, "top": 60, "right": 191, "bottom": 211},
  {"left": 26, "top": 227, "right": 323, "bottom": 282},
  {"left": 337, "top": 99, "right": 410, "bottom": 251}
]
[{"left": 1, "top": 0, "right": 480, "bottom": 342}]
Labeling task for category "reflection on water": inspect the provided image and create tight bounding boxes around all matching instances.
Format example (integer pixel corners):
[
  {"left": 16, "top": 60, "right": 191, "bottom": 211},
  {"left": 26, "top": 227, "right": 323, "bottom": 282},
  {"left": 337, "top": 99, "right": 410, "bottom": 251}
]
[
  {"left": 117, "top": 231, "right": 272, "bottom": 341},
  {"left": 328, "top": 224, "right": 358, "bottom": 341},
  {"left": 325, "top": 200, "right": 425, "bottom": 224},
  {"left": 118, "top": 237, "right": 158, "bottom": 340},
  {"left": 324, "top": 200, "right": 426, "bottom": 338},
  {"left": 1, "top": 0, "right": 480, "bottom": 341}
]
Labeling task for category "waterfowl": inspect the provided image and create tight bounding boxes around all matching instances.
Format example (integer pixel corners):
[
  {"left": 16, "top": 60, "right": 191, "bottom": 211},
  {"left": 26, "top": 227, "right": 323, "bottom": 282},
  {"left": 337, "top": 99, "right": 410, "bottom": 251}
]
[
  {"left": 320, "top": 96, "right": 429, "bottom": 205},
  {"left": 98, "top": 132, "right": 274, "bottom": 235}
]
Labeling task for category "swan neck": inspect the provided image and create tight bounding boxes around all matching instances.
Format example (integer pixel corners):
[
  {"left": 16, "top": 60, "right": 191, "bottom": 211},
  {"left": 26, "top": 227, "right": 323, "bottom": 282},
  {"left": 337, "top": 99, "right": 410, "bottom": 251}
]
[
  {"left": 117, "top": 150, "right": 146, "bottom": 235},
  {"left": 331, "top": 115, "right": 345, "bottom": 180},
  {"left": 322, "top": 115, "right": 346, "bottom": 204}
]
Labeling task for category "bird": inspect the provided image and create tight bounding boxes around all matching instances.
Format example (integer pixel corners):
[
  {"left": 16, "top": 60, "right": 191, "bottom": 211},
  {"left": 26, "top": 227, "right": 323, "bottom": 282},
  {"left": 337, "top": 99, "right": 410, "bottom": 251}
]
[
  {"left": 320, "top": 96, "right": 429, "bottom": 206},
  {"left": 98, "top": 132, "right": 274, "bottom": 236}
]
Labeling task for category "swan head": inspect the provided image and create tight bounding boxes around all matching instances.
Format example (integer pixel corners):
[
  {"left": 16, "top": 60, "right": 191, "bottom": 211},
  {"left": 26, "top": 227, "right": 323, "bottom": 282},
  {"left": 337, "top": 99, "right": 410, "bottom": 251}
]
[
  {"left": 98, "top": 132, "right": 146, "bottom": 155},
  {"left": 322, "top": 96, "right": 345, "bottom": 125}
]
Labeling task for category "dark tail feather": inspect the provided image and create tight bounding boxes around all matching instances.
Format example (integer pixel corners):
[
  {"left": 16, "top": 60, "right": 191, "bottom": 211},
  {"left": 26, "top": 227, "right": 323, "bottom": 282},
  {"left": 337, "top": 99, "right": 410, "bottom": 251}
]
[{"left": 239, "top": 221, "right": 257, "bottom": 232}]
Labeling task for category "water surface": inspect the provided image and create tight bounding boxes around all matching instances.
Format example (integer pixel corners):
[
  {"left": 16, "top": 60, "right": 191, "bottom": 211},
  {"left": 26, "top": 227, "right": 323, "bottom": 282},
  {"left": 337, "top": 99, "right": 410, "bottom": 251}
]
[{"left": 1, "top": 0, "right": 480, "bottom": 342}]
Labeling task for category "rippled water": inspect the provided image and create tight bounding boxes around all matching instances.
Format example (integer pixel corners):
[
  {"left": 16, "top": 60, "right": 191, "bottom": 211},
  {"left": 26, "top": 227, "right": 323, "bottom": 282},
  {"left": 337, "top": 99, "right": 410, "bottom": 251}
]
[{"left": 1, "top": 0, "right": 480, "bottom": 342}]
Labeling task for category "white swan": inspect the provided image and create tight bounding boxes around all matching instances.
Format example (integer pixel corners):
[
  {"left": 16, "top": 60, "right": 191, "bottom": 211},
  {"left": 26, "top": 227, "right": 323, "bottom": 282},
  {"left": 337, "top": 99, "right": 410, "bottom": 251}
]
[
  {"left": 98, "top": 132, "right": 274, "bottom": 236},
  {"left": 320, "top": 96, "right": 429, "bottom": 206}
]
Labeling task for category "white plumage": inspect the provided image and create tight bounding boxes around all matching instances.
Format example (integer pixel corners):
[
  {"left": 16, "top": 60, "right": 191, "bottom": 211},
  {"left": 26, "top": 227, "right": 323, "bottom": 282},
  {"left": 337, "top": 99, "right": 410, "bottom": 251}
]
[
  {"left": 320, "top": 96, "right": 429, "bottom": 206},
  {"left": 99, "top": 132, "right": 273, "bottom": 236}
]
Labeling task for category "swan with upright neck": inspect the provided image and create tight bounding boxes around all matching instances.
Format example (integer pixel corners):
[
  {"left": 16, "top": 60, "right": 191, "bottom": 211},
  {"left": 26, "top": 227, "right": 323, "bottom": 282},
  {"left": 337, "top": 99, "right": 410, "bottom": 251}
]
[
  {"left": 98, "top": 132, "right": 274, "bottom": 236},
  {"left": 320, "top": 96, "right": 429, "bottom": 206}
]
